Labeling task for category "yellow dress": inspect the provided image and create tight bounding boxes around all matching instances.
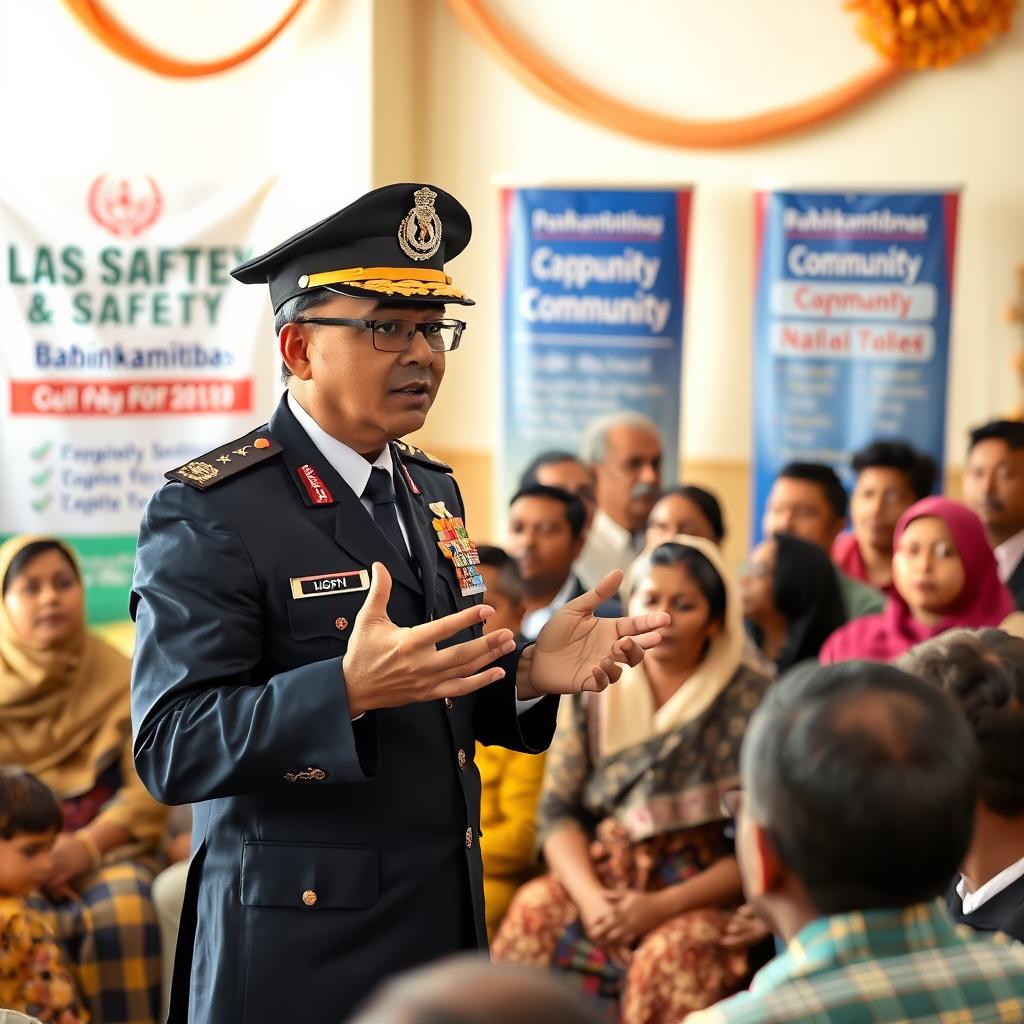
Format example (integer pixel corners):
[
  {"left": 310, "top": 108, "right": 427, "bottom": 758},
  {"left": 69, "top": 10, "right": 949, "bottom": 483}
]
[
  {"left": 0, "top": 896, "right": 88, "bottom": 1023},
  {"left": 476, "top": 744, "right": 546, "bottom": 938}
]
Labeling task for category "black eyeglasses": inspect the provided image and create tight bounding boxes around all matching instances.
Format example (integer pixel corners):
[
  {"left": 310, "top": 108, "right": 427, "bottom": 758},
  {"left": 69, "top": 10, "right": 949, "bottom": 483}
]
[{"left": 293, "top": 317, "right": 465, "bottom": 353}]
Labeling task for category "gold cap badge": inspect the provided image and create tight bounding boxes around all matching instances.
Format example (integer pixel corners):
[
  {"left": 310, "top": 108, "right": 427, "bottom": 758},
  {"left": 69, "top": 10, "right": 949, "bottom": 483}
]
[{"left": 398, "top": 186, "right": 442, "bottom": 262}]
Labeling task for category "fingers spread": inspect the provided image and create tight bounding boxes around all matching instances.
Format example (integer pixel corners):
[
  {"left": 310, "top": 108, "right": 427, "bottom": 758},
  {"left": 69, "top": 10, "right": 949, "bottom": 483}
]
[
  {"left": 433, "top": 629, "right": 516, "bottom": 679},
  {"left": 434, "top": 666, "right": 506, "bottom": 700},
  {"left": 615, "top": 610, "right": 670, "bottom": 639},
  {"left": 412, "top": 604, "right": 493, "bottom": 647},
  {"left": 563, "top": 569, "right": 625, "bottom": 616}
]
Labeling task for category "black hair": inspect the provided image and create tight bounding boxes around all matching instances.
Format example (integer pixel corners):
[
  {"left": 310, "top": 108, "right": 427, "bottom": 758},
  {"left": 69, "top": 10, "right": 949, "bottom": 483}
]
[
  {"left": 274, "top": 287, "right": 335, "bottom": 383},
  {"left": 0, "top": 766, "right": 63, "bottom": 839},
  {"left": 851, "top": 440, "right": 937, "bottom": 500},
  {"left": 778, "top": 462, "right": 848, "bottom": 520},
  {"left": 647, "top": 541, "right": 727, "bottom": 629},
  {"left": 968, "top": 419, "right": 1024, "bottom": 453},
  {"left": 476, "top": 545, "right": 524, "bottom": 606},
  {"left": 770, "top": 533, "right": 848, "bottom": 671},
  {"left": 509, "top": 484, "right": 587, "bottom": 540},
  {"left": 902, "top": 629, "right": 1024, "bottom": 816},
  {"left": 518, "top": 451, "right": 589, "bottom": 491},
  {"left": 657, "top": 485, "right": 726, "bottom": 543},
  {"left": 742, "top": 660, "right": 977, "bottom": 915},
  {"left": 2, "top": 539, "right": 79, "bottom": 597}
]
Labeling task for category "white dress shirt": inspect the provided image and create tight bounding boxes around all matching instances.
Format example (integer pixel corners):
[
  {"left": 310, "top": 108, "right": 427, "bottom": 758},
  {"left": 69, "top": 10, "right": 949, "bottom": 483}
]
[
  {"left": 575, "top": 509, "right": 640, "bottom": 590},
  {"left": 956, "top": 854, "right": 1024, "bottom": 914},
  {"left": 995, "top": 528, "right": 1024, "bottom": 586},
  {"left": 521, "top": 573, "right": 577, "bottom": 641}
]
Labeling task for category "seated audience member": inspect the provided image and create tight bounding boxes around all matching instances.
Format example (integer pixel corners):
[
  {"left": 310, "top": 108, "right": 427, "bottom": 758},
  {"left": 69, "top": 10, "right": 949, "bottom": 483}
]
[
  {"left": 493, "top": 538, "right": 772, "bottom": 1023},
  {"left": 763, "top": 462, "right": 884, "bottom": 620},
  {"left": 964, "top": 419, "right": 1024, "bottom": 609},
  {"left": 740, "top": 533, "right": 847, "bottom": 675},
  {"left": 350, "top": 954, "right": 605, "bottom": 1024},
  {"left": 0, "top": 535, "right": 168, "bottom": 1024},
  {"left": 902, "top": 629, "right": 1024, "bottom": 942},
  {"left": 833, "top": 440, "right": 937, "bottom": 594},
  {"left": 687, "top": 660, "right": 1024, "bottom": 1024},
  {"left": 646, "top": 485, "right": 726, "bottom": 549},
  {"left": 820, "top": 497, "right": 1014, "bottom": 664},
  {"left": 474, "top": 546, "right": 545, "bottom": 937},
  {"left": 518, "top": 450, "right": 597, "bottom": 531},
  {"left": 507, "top": 485, "right": 620, "bottom": 641},
  {"left": 0, "top": 767, "right": 87, "bottom": 1024},
  {"left": 576, "top": 413, "right": 663, "bottom": 589}
]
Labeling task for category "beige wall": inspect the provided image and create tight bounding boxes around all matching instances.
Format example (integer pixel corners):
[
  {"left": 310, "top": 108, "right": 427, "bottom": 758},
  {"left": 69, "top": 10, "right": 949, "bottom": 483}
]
[{"left": 372, "top": 0, "right": 1022, "bottom": 550}]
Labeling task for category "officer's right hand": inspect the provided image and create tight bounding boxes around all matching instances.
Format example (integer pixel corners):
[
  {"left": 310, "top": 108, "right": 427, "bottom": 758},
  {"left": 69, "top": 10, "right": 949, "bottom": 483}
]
[{"left": 343, "top": 562, "right": 517, "bottom": 718}]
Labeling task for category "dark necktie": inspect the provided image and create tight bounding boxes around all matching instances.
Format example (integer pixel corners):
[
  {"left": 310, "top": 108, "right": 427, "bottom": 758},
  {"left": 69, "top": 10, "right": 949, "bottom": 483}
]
[{"left": 363, "top": 467, "right": 413, "bottom": 566}]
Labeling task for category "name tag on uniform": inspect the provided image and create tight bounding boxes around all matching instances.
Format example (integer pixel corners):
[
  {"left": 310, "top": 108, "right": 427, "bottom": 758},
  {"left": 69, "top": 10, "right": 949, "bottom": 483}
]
[{"left": 289, "top": 570, "right": 370, "bottom": 600}]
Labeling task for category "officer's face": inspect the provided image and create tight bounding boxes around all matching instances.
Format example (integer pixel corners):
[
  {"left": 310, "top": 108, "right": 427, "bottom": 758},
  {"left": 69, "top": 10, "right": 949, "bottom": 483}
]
[{"left": 282, "top": 293, "right": 447, "bottom": 453}]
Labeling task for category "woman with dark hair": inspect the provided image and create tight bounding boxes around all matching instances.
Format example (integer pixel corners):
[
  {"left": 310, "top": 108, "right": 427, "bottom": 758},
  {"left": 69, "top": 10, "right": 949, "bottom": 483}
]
[
  {"left": 645, "top": 486, "right": 726, "bottom": 549},
  {"left": 0, "top": 535, "right": 168, "bottom": 1024},
  {"left": 493, "top": 537, "right": 771, "bottom": 1023},
  {"left": 740, "top": 532, "right": 847, "bottom": 674}
]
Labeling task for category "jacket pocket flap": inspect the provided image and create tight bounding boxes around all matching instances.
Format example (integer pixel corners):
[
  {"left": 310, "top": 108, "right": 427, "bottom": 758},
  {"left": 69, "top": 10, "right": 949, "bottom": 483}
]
[{"left": 240, "top": 841, "right": 377, "bottom": 909}]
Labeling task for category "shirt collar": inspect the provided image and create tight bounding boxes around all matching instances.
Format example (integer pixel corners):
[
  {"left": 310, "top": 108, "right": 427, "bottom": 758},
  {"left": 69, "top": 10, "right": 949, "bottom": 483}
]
[
  {"left": 287, "top": 392, "right": 394, "bottom": 498},
  {"left": 520, "top": 573, "right": 578, "bottom": 640},
  {"left": 995, "top": 528, "right": 1024, "bottom": 584},
  {"left": 592, "top": 509, "right": 636, "bottom": 553},
  {"left": 957, "top": 854, "right": 1024, "bottom": 914}
]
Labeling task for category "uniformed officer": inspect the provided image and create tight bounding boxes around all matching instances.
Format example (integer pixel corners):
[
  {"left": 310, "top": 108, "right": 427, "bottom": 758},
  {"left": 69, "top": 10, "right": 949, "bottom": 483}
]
[{"left": 129, "top": 183, "right": 670, "bottom": 1024}]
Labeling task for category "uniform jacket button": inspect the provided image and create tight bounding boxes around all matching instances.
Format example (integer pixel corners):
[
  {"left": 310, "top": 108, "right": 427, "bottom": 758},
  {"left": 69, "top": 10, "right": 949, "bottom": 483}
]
[
  {"left": 457, "top": 748, "right": 467, "bottom": 770},
  {"left": 302, "top": 889, "right": 318, "bottom": 907},
  {"left": 465, "top": 827, "right": 473, "bottom": 849}
]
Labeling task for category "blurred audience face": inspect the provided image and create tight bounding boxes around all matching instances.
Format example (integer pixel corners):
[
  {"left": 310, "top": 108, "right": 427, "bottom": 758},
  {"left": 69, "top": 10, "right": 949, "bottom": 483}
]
[
  {"left": 629, "top": 561, "right": 720, "bottom": 670},
  {"left": 507, "top": 495, "right": 584, "bottom": 594},
  {"left": 763, "top": 479, "right": 843, "bottom": 553},
  {"left": 478, "top": 564, "right": 524, "bottom": 637},
  {"left": 593, "top": 425, "right": 662, "bottom": 533},
  {"left": 646, "top": 493, "right": 718, "bottom": 548},
  {"left": 739, "top": 540, "right": 776, "bottom": 622},
  {"left": 3, "top": 548, "right": 84, "bottom": 648},
  {"left": 0, "top": 829, "right": 56, "bottom": 897},
  {"left": 851, "top": 467, "right": 917, "bottom": 554},
  {"left": 964, "top": 438, "right": 1024, "bottom": 546},
  {"left": 892, "top": 516, "right": 966, "bottom": 625},
  {"left": 533, "top": 459, "right": 596, "bottom": 529}
]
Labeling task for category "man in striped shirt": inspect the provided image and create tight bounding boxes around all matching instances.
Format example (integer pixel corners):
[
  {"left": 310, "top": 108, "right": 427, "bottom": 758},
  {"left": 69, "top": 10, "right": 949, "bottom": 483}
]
[{"left": 689, "top": 661, "right": 1024, "bottom": 1023}]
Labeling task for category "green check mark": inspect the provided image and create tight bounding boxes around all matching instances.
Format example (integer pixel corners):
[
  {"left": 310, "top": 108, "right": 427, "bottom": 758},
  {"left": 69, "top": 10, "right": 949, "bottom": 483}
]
[
  {"left": 30, "top": 467, "right": 53, "bottom": 487},
  {"left": 30, "top": 441, "right": 53, "bottom": 461},
  {"left": 31, "top": 495, "right": 53, "bottom": 513}
]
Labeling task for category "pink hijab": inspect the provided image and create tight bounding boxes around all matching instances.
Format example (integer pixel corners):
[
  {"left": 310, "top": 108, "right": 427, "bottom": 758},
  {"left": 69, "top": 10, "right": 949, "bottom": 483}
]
[{"left": 820, "top": 496, "right": 1015, "bottom": 663}]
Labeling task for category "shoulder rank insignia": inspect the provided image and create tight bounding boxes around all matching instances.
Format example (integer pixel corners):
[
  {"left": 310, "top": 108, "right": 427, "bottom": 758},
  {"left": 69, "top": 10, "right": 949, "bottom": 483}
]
[
  {"left": 392, "top": 439, "right": 452, "bottom": 473},
  {"left": 166, "top": 430, "right": 282, "bottom": 490}
]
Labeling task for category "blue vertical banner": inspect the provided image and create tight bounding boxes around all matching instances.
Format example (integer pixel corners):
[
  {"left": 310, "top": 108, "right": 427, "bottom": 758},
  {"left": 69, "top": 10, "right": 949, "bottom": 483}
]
[
  {"left": 752, "top": 189, "right": 960, "bottom": 533},
  {"left": 499, "top": 187, "right": 690, "bottom": 507}
]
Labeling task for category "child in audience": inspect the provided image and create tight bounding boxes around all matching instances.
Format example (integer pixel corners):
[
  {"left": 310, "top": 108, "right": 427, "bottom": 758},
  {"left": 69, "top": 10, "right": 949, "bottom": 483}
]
[
  {"left": 475, "top": 546, "right": 546, "bottom": 937},
  {"left": 902, "top": 628, "right": 1024, "bottom": 942},
  {"left": 0, "top": 766, "right": 87, "bottom": 1024},
  {"left": 820, "top": 497, "right": 1014, "bottom": 663}
]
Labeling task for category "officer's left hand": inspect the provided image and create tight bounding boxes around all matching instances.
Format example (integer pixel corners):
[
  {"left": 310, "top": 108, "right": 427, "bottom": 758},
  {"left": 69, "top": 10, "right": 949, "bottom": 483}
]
[{"left": 516, "top": 570, "right": 669, "bottom": 699}]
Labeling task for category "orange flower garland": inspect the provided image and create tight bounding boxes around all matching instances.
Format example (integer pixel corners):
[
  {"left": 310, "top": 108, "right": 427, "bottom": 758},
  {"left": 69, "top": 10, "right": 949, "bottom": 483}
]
[{"left": 847, "top": 0, "right": 1016, "bottom": 69}]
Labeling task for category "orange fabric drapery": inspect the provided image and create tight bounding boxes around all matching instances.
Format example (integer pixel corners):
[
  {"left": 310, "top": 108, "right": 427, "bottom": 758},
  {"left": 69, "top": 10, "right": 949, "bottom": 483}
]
[
  {"left": 446, "top": 0, "right": 905, "bottom": 149},
  {"left": 60, "top": 0, "right": 308, "bottom": 78}
]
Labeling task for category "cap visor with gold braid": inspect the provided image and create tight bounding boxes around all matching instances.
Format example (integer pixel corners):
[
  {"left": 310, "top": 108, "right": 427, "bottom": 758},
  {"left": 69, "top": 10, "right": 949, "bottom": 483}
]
[{"left": 230, "top": 182, "right": 474, "bottom": 311}]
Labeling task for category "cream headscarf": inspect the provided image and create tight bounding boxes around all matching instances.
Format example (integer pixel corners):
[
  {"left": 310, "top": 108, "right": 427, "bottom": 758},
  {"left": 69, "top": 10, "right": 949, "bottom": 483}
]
[
  {"left": 0, "top": 535, "right": 166, "bottom": 847},
  {"left": 594, "top": 534, "right": 748, "bottom": 759}
]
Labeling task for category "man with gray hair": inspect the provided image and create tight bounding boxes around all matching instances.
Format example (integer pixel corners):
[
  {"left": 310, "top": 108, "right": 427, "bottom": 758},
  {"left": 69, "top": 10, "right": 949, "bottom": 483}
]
[
  {"left": 688, "top": 660, "right": 1024, "bottom": 1023},
  {"left": 575, "top": 412, "right": 662, "bottom": 589}
]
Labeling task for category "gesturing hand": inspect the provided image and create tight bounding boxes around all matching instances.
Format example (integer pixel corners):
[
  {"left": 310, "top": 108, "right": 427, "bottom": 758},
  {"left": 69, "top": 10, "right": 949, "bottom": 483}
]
[
  {"left": 343, "top": 563, "right": 517, "bottom": 718},
  {"left": 517, "top": 570, "right": 670, "bottom": 698}
]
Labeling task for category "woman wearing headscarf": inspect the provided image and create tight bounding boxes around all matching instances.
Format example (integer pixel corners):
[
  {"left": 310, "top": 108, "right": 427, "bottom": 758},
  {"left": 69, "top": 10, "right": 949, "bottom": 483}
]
[
  {"left": 492, "top": 537, "right": 772, "bottom": 1024},
  {"left": 820, "top": 497, "right": 1015, "bottom": 663},
  {"left": 0, "top": 535, "right": 168, "bottom": 1024},
  {"left": 740, "top": 532, "right": 848, "bottom": 674}
]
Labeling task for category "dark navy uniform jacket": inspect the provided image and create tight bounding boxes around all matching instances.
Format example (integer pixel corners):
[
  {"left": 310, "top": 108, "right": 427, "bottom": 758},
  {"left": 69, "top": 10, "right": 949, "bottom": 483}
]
[{"left": 129, "top": 394, "right": 558, "bottom": 1023}]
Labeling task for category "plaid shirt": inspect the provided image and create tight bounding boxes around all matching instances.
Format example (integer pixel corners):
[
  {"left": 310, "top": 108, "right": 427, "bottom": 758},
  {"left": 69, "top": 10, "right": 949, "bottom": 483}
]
[{"left": 686, "top": 901, "right": 1024, "bottom": 1023}]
